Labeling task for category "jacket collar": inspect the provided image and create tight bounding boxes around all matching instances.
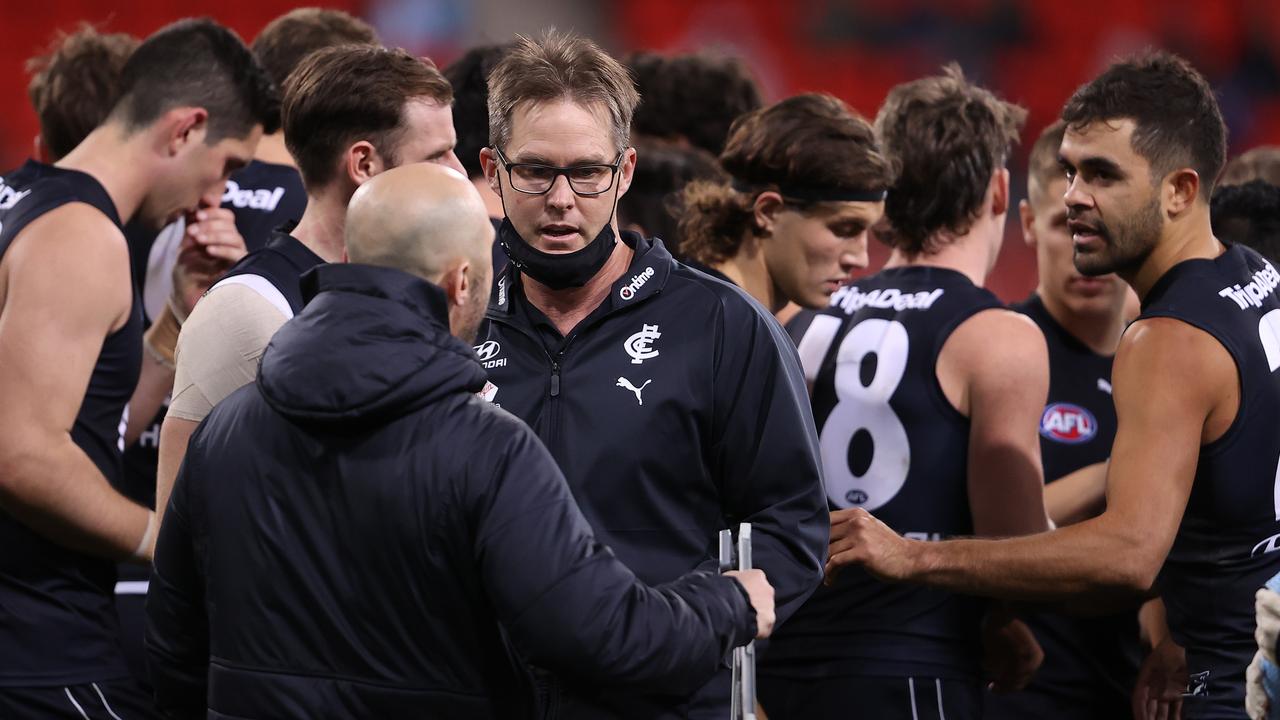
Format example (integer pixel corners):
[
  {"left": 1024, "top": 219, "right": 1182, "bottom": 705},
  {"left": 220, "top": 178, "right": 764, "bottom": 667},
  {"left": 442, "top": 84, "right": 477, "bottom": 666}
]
[
  {"left": 488, "top": 230, "right": 674, "bottom": 318},
  {"left": 301, "top": 262, "right": 451, "bottom": 329}
]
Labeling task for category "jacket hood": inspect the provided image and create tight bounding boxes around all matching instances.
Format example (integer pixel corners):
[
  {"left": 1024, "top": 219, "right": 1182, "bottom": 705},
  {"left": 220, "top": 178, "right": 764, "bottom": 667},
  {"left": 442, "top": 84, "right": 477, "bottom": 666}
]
[{"left": 258, "top": 263, "right": 486, "bottom": 428}]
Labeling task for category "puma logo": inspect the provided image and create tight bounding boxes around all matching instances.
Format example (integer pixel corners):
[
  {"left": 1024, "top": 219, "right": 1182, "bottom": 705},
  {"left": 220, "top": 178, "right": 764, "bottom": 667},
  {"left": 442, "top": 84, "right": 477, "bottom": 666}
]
[{"left": 616, "top": 377, "right": 652, "bottom": 406}]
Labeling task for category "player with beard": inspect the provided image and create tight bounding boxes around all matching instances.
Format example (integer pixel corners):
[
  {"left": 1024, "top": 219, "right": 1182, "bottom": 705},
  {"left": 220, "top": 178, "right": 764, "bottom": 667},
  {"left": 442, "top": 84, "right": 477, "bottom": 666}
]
[
  {"left": 0, "top": 18, "right": 273, "bottom": 718},
  {"left": 982, "top": 119, "right": 1141, "bottom": 720},
  {"left": 760, "top": 65, "right": 1050, "bottom": 720},
  {"left": 827, "top": 51, "right": 1280, "bottom": 720},
  {"left": 155, "top": 44, "right": 464, "bottom": 528}
]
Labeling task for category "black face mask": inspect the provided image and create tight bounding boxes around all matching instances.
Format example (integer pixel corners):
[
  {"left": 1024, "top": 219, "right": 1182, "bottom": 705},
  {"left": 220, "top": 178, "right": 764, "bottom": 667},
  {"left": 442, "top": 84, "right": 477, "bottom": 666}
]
[{"left": 497, "top": 219, "right": 618, "bottom": 289}]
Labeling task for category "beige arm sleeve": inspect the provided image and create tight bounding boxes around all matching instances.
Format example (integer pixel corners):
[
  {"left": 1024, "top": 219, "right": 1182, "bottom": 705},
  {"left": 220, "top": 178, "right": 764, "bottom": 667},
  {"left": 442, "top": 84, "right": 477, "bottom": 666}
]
[{"left": 168, "top": 284, "right": 289, "bottom": 422}]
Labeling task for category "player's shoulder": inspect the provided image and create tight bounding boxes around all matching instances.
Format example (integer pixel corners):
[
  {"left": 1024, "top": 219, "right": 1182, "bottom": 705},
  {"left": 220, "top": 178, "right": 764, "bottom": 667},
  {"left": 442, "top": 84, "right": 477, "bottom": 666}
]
[
  {"left": 178, "top": 283, "right": 289, "bottom": 359},
  {"left": 4, "top": 202, "right": 130, "bottom": 301},
  {"left": 947, "top": 307, "right": 1048, "bottom": 373},
  {"left": 1118, "top": 315, "right": 1234, "bottom": 372}
]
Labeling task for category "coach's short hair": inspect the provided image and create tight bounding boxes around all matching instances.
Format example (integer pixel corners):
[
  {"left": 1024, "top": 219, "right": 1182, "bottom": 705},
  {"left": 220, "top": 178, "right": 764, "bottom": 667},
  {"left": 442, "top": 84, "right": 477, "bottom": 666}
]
[
  {"left": 1026, "top": 120, "right": 1067, "bottom": 203},
  {"left": 251, "top": 8, "right": 380, "bottom": 97},
  {"left": 875, "top": 64, "right": 1026, "bottom": 256},
  {"left": 283, "top": 45, "right": 453, "bottom": 189},
  {"left": 680, "top": 93, "right": 891, "bottom": 265},
  {"left": 487, "top": 30, "right": 639, "bottom": 153},
  {"left": 626, "top": 51, "right": 763, "bottom": 156},
  {"left": 110, "top": 18, "right": 278, "bottom": 142},
  {"left": 1061, "top": 50, "right": 1225, "bottom": 201},
  {"left": 26, "top": 24, "right": 139, "bottom": 161}
]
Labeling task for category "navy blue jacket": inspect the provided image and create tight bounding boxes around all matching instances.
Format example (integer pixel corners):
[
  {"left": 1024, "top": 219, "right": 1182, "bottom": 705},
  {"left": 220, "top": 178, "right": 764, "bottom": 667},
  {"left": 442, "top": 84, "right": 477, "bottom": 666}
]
[
  {"left": 477, "top": 230, "right": 828, "bottom": 718},
  {"left": 145, "top": 263, "right": 757, "bottom": 719}
]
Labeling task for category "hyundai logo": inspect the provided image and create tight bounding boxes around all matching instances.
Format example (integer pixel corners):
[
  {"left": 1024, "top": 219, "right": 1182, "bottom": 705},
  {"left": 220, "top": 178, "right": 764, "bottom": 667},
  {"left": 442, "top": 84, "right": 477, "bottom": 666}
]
[{"left": 474, "top": 340, "right": 501, "bottom": 362}]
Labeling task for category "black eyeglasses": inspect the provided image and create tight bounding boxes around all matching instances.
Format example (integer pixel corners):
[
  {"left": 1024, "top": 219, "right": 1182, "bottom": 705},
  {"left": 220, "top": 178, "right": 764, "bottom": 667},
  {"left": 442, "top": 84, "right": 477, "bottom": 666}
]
[{"left": 494, "top": 147, "right": 624, "bottom": 196}]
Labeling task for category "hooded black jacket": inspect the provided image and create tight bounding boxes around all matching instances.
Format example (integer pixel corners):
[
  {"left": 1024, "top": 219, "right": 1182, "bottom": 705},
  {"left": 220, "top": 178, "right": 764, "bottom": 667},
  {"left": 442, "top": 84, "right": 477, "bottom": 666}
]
[{"left": 145, "top": 263, "right": 757, "bottom": 719}]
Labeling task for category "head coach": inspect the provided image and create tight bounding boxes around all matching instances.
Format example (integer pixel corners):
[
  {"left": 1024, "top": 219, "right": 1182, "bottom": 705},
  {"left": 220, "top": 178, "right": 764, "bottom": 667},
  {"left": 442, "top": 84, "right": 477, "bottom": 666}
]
[{"left": 475, "top": 30, "right": 828, "bottom": 720}]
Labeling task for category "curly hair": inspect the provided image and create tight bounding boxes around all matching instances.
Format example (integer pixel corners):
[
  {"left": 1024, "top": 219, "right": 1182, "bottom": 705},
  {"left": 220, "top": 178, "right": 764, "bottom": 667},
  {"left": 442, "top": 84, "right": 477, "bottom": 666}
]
[{"left": 679, "top": 93, "right": 892, "bottom": 265}]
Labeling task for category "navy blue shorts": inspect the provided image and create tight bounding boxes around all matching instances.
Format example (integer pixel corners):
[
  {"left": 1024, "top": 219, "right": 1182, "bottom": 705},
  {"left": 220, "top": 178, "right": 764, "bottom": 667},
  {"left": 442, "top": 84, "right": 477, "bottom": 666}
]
[{"left": 0, "top": 679, "right": 159, "bottom": 719}]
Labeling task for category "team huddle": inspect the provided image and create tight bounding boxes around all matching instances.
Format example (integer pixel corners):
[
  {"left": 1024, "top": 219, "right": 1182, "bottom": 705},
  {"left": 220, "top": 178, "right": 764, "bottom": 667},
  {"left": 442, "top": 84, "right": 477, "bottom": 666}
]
[{"left": 2, "top": 7, "right": 1280, "bottom": 720}]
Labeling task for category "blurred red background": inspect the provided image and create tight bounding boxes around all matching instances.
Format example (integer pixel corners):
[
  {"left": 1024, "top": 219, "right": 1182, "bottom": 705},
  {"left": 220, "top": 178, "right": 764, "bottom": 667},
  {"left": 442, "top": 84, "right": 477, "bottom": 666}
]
[{"left": 3, "top": 0, "right": 1278, "bottom": 301}]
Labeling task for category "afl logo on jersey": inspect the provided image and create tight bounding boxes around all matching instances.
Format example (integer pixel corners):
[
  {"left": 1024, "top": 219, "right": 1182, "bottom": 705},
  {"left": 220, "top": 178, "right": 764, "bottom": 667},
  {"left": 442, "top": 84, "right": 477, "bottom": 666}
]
[{"left": 1039, "top": 403, "right": 1097, "bottom": 444}]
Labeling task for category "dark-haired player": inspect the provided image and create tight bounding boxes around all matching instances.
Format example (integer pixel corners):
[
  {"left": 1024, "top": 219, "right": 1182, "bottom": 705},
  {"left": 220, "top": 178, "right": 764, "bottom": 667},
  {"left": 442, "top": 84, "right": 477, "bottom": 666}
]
[
  {"left": 154, "top": 45, "right": 464, "bottom": 531},
  {"left": 829, "top": 51, "right": 1280, "bottom": 720},
  {"left": 761, "top": 66, "right": 1050, "bottom": 719},
  {"left": 626, "top": 51, "right": 763, "bottom": 157},
  {"left": 983, "top": 120, "right": 1141, "bottom": 720},
  {"left": 0, "top": 18, "right": 275, "bottom": 717},
  {"left": 1212, "top": 179, "right": 1280, "bottom": 264}
]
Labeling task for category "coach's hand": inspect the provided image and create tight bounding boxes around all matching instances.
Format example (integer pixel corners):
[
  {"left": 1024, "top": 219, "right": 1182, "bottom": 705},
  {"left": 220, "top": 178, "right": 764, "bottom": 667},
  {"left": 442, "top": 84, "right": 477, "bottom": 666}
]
[
  {"left": 825, "top": 507, "right": 917, "bottom": 584},
  {"left": 727, "top": 569, "right": 775, "bottom": 639},
  {"left": 982, "top": 612, "right": 1043, "bottom": 693},
  {"left": 1133, "top": 635, "right": 1186, "bottom": 720}
]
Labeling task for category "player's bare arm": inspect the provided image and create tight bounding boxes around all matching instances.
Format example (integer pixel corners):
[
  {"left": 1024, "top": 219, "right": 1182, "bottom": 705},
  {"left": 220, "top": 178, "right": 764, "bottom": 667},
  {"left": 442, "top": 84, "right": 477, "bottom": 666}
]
[
  {"left": 1043, "top": 461, "right": 1108, "bottom": 527},
  {"left": 156, "top": 416, "right": 199, "bottom": 524},
  {"left": 944, "top": 307, "right": 1051, "bottom": 537},
  {"left": 828, "top": 316, "right": 1234, "bottom": 600},
  {"left": 0, "top": 204, "right": 154, "bottom": 560}
]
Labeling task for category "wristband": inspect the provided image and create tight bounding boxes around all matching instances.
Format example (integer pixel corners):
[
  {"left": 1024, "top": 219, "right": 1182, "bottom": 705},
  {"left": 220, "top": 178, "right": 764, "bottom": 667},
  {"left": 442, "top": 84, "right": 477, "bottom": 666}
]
[{"left": 132, "top": 510, "right": 157, "bottom": 562}]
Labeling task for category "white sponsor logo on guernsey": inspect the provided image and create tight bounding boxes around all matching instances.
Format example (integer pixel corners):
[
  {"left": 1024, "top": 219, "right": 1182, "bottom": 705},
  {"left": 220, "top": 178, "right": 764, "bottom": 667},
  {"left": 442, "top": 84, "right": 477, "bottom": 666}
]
[
  {"left": 1218, "top": 261, "right": 1280, "bottom": 310},
  {"left": 624, "top": 324, "right": 661, "bottom": 364},
  {"left": 0, "top": 180, "right": 32, "bottom": 211},
  {"left": 497, "top": 276, "right": 508, "bottom": 307},
  {"left": 222, "top": 180, "right": 286, "bottom": 213},
  {"left": 1097, "top": 378, "right": 1113, "bottom": 395},
  {"left": 619, "top": 266, "right": 655, "bottom": 300},
  {"left": 829, "top": 284, "right": 945, "bottom": 314},
  {"left": 472, "top": 340, "right": 506, "bottom": 369}
]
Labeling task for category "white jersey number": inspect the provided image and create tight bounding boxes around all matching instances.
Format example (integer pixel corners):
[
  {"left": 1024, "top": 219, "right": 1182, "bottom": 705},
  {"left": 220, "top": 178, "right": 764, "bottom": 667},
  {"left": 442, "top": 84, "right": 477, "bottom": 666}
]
[
  {"left": 1259, "top": 310, "right": 1280, "bottom": 520},
  {"left": 808, "top": 318, "right": 912, "bottom": 510}
]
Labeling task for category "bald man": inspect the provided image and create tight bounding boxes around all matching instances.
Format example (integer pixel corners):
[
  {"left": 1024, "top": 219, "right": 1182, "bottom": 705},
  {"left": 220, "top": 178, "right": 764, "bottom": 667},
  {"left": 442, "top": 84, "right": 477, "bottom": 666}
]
[{"left": 145, "top": 164, "right": 775, "bottom": 720}]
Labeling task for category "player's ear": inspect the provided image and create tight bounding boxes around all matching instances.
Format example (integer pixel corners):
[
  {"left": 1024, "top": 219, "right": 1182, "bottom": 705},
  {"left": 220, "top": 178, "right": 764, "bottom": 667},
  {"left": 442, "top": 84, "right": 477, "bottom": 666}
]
[
  {"left": 345, "top": 140, "right": 384, "bottom": 187},
  {"left": 753, "top": 191, "right": 784, "bottom": 235},
  {"left": 1165, "top": 168, "right": 1200, "bottom": 216},
  {"left": 990, "top": 168, "right": 1010, "bottom": 218},
  {"left": 166, "top": 107, "right": 208, "bottom": 157},
  {"left": 1019, "top": 199, "right": 1036, "bottom": 247}
]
